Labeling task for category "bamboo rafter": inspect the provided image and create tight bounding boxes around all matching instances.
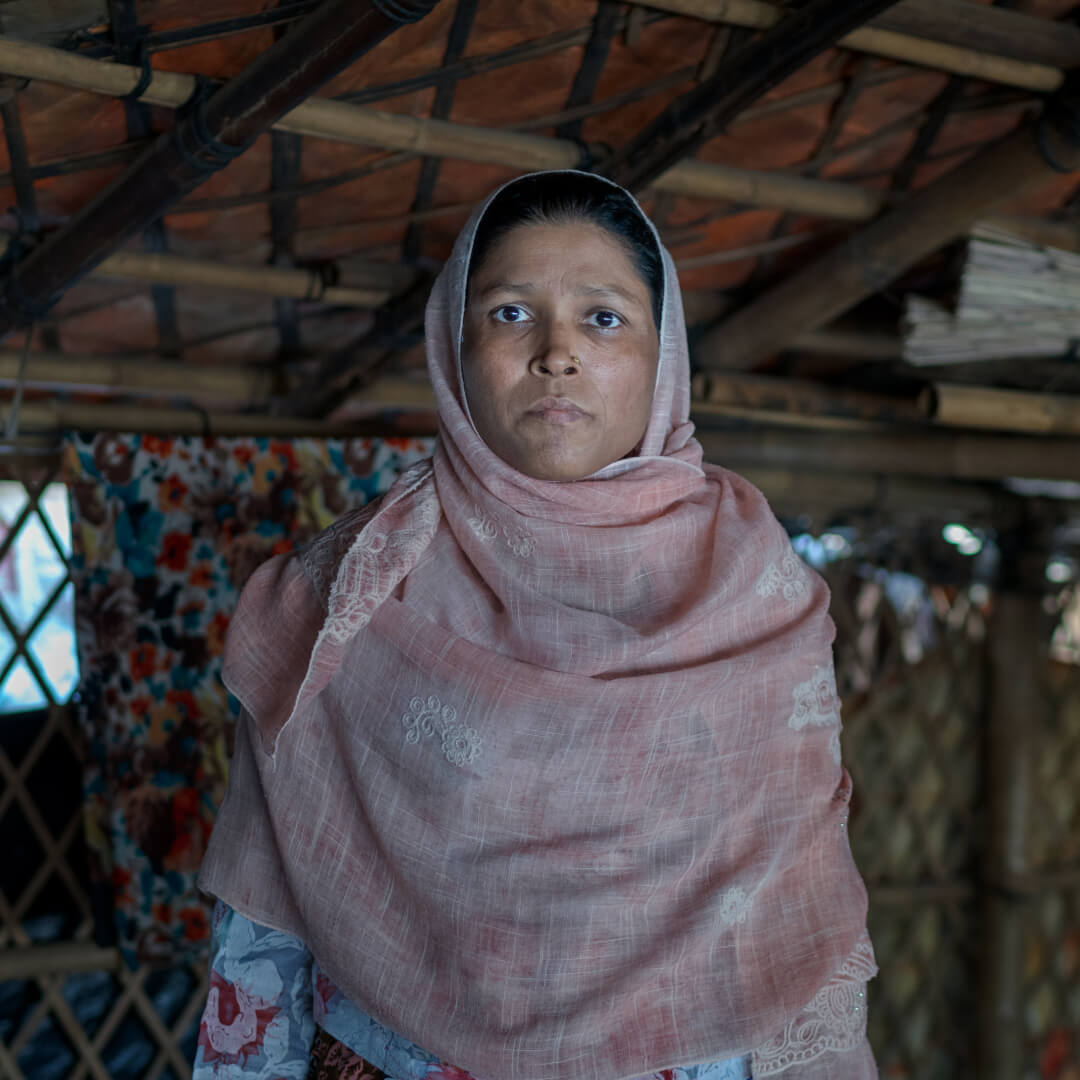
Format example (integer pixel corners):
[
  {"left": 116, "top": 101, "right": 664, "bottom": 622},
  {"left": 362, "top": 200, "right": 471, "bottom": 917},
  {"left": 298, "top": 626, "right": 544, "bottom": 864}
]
[
  {"left": 628, "top": 0, "right": 1065, "bottom": 91},
  {"left": 0, "top": 37, "right": 887, "bottom": 221}
]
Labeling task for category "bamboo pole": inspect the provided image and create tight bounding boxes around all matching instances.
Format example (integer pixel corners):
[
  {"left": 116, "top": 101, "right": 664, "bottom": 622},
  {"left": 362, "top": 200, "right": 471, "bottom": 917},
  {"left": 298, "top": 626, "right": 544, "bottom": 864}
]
[
  {"left": 603, "top": 0, "right": 905, "bottom": 192},
  {"left": 922, "top": 383, "right": 1080, "bottom": 435},
  {"left": 735, "top": 465, "right": 1020, "bottom": 518},
  {"left": 648, "top": 160, "right": 884, "bottom": 219},
  {"left": 697, "top": 427, "right": 1080, "bottom": 482},
  {"left": 874, "top": 0, "right": 1080, "bottom": 70},
  {"left": 0, "top": 0, "right": 444, "bottom": 338},
  {"left": 979, "top": 213, "right": 1080, "bottom": 254},
  {"left": 0, "top": 38, "right": 890, "bottom": 222},
  {"left": 352, "top": 372, "right": 916, "bottom": 430},
  {"left": 349, "top": 377, "right": 438, "bottom": 409},
  {"left": 629, "top": 0, "right": 1063, "bottom": 91},
  {"left": 698, "top": 117, "right": 1080, "bottom": 371},
  {"left": 9, "top": 386, "right": 1080, "bottom": 483},
  {"left": 793, "top": 326, "right": 903, "bottom": 359},
  {"left": 5, "top": 399, "right": 428, "bottom": 437},
  {"left": 692, "top": 371, "right": 923, "bottom": 426},
  {"left": 92, "top": 251, "right": 391, "bottom": 307},
  {"left": 0, "top": 942, "right": 123, "bottom": 980},
  {"left": 0, "top": 350, "right": 273, "bottom": 398}
]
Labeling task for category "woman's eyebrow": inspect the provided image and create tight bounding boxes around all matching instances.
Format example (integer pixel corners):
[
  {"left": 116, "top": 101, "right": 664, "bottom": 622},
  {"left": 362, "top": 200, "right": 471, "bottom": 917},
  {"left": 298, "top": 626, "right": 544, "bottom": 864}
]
[
  {"left": 476, "top": 282, "right": 537, "bottom": 299},
  {"left": 577, "top": 284, "right": 642, "bottom": 305}
]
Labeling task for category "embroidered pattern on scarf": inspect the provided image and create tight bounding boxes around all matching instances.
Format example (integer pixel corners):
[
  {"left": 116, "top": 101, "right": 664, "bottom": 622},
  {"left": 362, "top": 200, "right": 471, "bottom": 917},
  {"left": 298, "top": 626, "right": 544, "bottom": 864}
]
[
  {"left": 402, "top": 695, "right": 484, "bottom": 767},
  {"left": 756, "top": 553, "right": 809, "bottom": 602},
  {"left": 751, "top": 932, "right": 877, "bottom": 1075}
]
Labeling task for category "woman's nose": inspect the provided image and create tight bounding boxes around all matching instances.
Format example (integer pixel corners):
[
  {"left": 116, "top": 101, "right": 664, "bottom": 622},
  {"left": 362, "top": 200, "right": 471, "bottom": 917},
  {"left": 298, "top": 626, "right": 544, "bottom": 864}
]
[{"left": 528, "top": 347, "right": 581, "bottom": 378}]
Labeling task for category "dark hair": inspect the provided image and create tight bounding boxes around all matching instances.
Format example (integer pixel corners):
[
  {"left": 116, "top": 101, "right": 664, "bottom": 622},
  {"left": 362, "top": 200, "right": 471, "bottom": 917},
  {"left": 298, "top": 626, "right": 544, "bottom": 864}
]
[{"left": 468, "top": 173, "right": 664, "bottom": 329}]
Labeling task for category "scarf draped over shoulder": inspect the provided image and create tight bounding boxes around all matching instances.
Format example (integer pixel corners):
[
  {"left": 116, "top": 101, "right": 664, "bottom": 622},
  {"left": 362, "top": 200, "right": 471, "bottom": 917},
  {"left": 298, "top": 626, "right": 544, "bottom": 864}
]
[{"left": 198, "top": 171, "right": 876, "bottom": 1080}]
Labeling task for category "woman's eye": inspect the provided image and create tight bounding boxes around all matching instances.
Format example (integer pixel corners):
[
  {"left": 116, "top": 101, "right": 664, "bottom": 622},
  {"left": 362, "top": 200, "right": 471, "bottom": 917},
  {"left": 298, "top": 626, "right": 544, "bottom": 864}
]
[
  {"left": 588, "top": 310, "right": 623, "bottom": 329},
  {"left": 492, "top": 305, "right": 528, "bottom": 323}
]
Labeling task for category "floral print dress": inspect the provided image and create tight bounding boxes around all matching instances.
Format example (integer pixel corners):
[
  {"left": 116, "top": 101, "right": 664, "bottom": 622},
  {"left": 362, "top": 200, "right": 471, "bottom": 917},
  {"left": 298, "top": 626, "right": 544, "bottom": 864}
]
[{"left": 194, "top": 902, "right": 753, "bottom": 1080}]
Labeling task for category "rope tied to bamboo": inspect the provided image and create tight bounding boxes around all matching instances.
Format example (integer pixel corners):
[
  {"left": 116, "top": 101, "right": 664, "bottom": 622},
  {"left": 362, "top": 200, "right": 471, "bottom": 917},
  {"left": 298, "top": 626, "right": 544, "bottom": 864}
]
[
  {"left": 370, "top": 0, "right": 444, "bottom": 23},
  {"left": 170, "top": 77, "right": 256, "bottom": 177},
  {"left": 121, "top": 30, "right": 155, "bottom": 103}
]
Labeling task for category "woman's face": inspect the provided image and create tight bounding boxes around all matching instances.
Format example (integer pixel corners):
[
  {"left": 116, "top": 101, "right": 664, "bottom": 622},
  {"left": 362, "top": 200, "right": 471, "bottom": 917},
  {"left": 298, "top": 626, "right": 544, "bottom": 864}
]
[{"left": 462, "top": 220, "right": 659, "bottom": 482}]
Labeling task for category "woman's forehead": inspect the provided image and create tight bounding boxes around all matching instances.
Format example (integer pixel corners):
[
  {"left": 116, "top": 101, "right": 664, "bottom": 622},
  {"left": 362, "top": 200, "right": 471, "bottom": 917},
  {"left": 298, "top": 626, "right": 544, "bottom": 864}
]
[{"left": 468, "top": 221, "right": 652, "bottom": 297}]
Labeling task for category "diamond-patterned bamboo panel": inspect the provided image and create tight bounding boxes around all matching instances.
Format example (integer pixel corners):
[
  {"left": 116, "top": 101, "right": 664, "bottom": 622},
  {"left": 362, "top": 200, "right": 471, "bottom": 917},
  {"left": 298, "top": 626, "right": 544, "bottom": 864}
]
[
  {"left": 0, "top": 458, "right": 209, "bottom": 1078},
  {"left": 1029, "top": 663, "right": 1080, "bottom": 875},
  {"left": 0, "top": 961, "right": 207, "bottom": 1080},
  {"left": 0, "top": 704, "right": 208, "bottom": 1079},
  {"left": 866, "top": 897, "right": 979, "bottom": 1079},
  {"left": 834, "top": 572, "right": 987, "bottom": 1078}
]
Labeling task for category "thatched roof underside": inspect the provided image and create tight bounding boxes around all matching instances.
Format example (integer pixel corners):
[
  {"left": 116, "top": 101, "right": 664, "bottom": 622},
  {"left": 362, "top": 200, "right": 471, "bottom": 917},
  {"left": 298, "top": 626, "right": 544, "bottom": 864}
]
[{"left": 3, "top": 0, "right": 1080, "bottom": 492}]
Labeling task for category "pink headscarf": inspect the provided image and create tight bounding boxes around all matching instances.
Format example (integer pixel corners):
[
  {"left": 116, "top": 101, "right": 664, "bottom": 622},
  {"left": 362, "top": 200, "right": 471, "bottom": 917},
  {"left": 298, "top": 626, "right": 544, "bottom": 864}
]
[{"left": 199, "top": 172, "right": 876, "bottom": 1079}]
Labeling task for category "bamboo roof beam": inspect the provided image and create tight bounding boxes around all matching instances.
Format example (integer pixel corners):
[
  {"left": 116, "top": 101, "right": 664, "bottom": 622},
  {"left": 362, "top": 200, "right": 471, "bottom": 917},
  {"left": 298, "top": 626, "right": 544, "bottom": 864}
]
[
  {"left": 0, "top": 0, "right": 445, "bottom": 338},
  {"left": 922, "top": 383, "right": 1080, "bottom": 436},
  {"left": 692, "top": 371, "right": 923, "bottom": 428},
  {"left": 5, "top": 398, "right": 415, "bottom": 438},
  {"left": 697, "top": 427, "right": 1080, "bottom": 483},
  {"left": 10, "top": 389, "right": 1080, "bottom": 488},
  {"left": 696, "top": 108, "right": 1080, "bottom": 372},
  {"left": 88, "top": 250, "right": 390, "bottom": 306},
  {"left": 0, "top": 36, "right": 885, "bottom": 221},
  {"left": 873, "top": 0, "right": 1080, "bottom": 71},
  {"left": 630, "top": 0, "right": 1065, "bottom": 91},
  {"left": 1, "top": 236, "right": 394, "bottom": 306},
  {"left": 792, "top": 327, "right": 903, "bottom": 360},
  {"left": 0, "top": 349, "right": 275, "bottom": 399},
  {"left": 0, "top": 37, "right": 1010, "bottom": 224},
  {"left": 604, "top": 0, "right": 901, "bottom": 191},
  {"left": 352, "top": 372, "right": 1080, "bottom": 442},
  {"left": 735, "top": 466, "right": 1024, "bottom": 520}
]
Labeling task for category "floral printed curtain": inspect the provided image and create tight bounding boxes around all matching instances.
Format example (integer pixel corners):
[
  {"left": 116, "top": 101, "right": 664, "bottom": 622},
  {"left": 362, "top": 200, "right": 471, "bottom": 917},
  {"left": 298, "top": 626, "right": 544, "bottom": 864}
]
[{"left": 62, "top": 433, "right": 432, "bottom": 966}]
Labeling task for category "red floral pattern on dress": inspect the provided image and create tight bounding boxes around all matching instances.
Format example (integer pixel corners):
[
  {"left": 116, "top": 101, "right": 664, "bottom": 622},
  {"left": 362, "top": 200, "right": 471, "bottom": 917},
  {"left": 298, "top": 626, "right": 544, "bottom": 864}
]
[
  {"left": 197, "top": 970, "right": 281, "bottom": 1068},
  {"left": 315, "top": 972, "right": 338, "bottom": 1014},
  {"left": 66, "top": 432, "right": 432, "bottom": 966},
  {"left": 425, "top": 1064, "right": 480, "bottom": 1080}
]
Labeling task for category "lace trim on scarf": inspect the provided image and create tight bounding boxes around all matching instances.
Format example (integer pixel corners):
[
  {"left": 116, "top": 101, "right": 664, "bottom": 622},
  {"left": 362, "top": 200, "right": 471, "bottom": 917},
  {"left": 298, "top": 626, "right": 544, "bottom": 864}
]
[
  {"left": 323, "top": 461, "right": 438, "bottom": 647},
  {"left": 300, "top": 500, "right": 384, "bottom": 612},
  {"left": 750, "top": 931, "right": 877, "bottom": 1076}
]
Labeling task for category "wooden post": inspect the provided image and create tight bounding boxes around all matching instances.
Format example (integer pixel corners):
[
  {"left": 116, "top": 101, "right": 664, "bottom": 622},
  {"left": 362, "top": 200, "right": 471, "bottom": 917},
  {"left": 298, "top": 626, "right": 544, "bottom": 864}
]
[
  {"left": 698, "top": 109, "right": 1080, "bottom": 372},
  {"left": 978, "top": 524, "right": 1049, "bottom": 1077}
]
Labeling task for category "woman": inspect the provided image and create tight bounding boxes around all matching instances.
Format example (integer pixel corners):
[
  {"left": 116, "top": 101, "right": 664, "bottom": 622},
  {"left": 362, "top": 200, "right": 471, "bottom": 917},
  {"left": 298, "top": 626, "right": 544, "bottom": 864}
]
[{"left": 195, "top": 171, "right": 876, "bottom": 1080}]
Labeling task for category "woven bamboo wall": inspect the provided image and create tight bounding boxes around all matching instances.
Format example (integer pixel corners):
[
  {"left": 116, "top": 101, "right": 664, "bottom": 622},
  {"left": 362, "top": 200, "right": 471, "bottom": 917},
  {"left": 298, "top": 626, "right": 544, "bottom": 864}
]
[
  {"left": 1022, "top": 660, "right": 1080, "bottom": 1078},
  {"left": 2, "top": 467, "right": 1079, "bottom": 1077},
  {"left": 834, "top": 576, "right": 987, "bottom": 1079}
]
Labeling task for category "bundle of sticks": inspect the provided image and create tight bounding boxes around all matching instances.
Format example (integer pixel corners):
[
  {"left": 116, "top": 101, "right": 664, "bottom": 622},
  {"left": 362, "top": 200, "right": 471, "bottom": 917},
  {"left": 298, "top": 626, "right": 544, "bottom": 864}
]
[{"left": 903, "top": 222, "right": 1080, "bottom": 365}]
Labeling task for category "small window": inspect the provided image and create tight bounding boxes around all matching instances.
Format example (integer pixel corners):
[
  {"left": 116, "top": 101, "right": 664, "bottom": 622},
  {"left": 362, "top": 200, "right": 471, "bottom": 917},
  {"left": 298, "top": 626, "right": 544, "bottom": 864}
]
[{"left": 0, "top": 481, "right": 79, "bottom": 713}]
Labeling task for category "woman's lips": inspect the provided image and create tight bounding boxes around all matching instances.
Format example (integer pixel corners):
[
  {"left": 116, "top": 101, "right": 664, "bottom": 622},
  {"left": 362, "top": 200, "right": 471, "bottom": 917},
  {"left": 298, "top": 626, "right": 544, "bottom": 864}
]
[{"left": 526, "top": 397, "right": 591, "bottom": 424}]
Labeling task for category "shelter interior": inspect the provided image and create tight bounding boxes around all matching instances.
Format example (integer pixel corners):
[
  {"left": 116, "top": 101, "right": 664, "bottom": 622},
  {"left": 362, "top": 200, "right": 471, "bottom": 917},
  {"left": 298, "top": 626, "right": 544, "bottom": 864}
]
[{"left": 0, "top": 0, "right": 1079, "bottom": 1077}]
